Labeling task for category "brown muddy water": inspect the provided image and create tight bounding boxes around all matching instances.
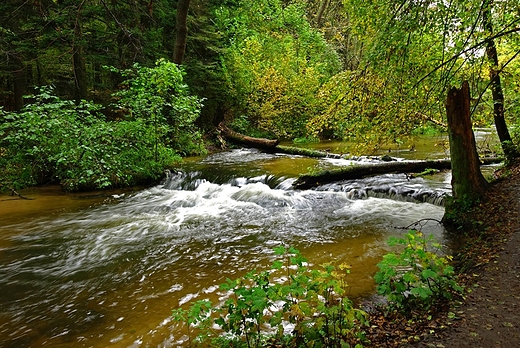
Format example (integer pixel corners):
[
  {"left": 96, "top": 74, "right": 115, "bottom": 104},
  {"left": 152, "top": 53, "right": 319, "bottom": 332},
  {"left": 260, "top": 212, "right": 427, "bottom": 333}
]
[{"left": 0, "top": 132, "right": 499, "bottom": 347}]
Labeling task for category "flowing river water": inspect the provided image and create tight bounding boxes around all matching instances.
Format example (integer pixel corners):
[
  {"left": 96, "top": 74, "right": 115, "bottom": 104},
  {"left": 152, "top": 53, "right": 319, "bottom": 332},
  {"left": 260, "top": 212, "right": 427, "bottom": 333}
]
[{"left": 0, "top": 132, "right": 498, "bottom": 347}]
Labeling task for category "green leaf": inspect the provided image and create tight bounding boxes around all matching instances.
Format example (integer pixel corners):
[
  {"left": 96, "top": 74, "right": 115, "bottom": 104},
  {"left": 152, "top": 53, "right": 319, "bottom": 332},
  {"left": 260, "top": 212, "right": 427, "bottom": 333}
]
[
  {"left": 410, "top": 287, "right": 432, "bottom": 299},
  {"left": 421, "top": 269, "right": 438, "bottom": 280},
  {"left": 272, "top": 260, "right": 283, "bottom": 270}
]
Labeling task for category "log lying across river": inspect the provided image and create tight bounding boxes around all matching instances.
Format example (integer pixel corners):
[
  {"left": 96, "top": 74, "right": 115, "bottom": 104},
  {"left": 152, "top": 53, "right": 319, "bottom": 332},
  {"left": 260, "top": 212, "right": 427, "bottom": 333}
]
[
  {"left": 293, "top": 157, "right": 502, "bottom": 190},
  {"left": 216, "top": 123, "right": 503, "bottom": 190},
  {"left": 218, "top": 123, "right": 343, "bottom": 158},
  {"left": 218, "top": 123, "right": 280, "bottom": 149}
]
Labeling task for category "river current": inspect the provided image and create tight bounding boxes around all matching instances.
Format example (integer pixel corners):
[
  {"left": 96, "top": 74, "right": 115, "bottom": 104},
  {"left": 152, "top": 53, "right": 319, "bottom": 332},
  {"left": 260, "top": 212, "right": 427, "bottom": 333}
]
[{"left": 0, "top": 135, "right": 496, "bottom": 347}]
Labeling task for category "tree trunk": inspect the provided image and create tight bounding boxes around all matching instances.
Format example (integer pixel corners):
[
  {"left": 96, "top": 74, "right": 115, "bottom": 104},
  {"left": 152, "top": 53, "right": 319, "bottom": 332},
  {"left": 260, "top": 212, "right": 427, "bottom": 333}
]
[
  {"left": 13, "top": 64, "right": 25, "bottom": 111},
  {"left": 482, "top": 0, "right": 515, "bottom": 157},
  {"left": 293, "top": 160, "right": 451, "bottom": 189},
  {"left": 218, "top": 123, "right": 279, "bottom": 149},
  {"left": 292, "top": 156, "right": 502, "bottom": 190},
  {"left": 73, "top": 6, "right": 87, "bottom": 103},
  {"left": 316, "top": 0, "right": 329, "bottom": 27},
  {"left": 73, "top": 45, "right": 87, "bottom": 102},
  {"left": 173, "top": 0, "right": 190, "bottom": 65},
  {"left": 445, "top": 81, "right": 489, "bottom": 202}
]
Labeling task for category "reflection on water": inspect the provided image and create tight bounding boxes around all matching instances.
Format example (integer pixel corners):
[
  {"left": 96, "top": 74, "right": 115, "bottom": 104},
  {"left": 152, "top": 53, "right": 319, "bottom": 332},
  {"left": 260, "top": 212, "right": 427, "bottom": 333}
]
[
  {"left": 282, "top": 128, "right": 499, "bottom": 161},
  {"left": 0, "top": 148, "right": 450, "bottom": 347}
]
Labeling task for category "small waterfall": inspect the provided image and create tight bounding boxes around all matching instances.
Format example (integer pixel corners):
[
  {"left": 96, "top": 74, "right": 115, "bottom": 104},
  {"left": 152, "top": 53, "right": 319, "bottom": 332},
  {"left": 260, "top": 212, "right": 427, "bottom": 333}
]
[
  {"left": 162, "top": 170, "right": 449, "bottom": 206},
  {"left": 316, "top": 173, "right": 450, "bottom": 206},
  {"left": 162, "top": 169, "right": 294, "bottom": 191}
]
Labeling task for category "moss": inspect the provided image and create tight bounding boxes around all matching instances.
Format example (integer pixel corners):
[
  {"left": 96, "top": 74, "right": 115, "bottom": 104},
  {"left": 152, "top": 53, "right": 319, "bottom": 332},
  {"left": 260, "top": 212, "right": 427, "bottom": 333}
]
[{"left": 275, "top": 145, "right": 331, "bottom": 158}]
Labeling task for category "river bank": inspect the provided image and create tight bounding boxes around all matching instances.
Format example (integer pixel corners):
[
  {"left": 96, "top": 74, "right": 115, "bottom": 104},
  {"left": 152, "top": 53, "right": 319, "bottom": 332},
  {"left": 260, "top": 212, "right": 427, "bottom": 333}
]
[
  {"left": 420, "top": 159, "right": 520, "bottom": 347},
  {"left": 365, "top": 159, "right": 520, "bottom": 347}
]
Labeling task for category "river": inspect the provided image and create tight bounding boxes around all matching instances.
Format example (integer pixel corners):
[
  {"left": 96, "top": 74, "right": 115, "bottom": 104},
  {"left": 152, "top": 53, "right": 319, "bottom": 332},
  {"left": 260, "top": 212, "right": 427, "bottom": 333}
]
[{"left": 0, "top": 132, "right": 498, "bottom": 347}]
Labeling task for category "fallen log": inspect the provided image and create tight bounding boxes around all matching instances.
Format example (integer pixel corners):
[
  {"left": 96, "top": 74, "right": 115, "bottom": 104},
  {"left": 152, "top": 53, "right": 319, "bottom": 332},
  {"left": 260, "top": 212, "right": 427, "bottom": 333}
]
[
  {"left": 293, "top": 157, "right": 502, "bottom": 190},
  {"left": 218, "top": 123, "right": 279, "bottom": 149},
  {"left": 216, "top": 126, "right": 342, "bottom": 158}
]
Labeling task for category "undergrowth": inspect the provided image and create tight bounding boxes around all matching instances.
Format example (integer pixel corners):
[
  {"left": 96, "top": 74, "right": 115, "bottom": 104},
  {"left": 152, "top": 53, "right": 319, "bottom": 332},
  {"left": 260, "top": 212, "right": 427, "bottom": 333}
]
[{"left": 172, "top": 232, "right": 464, "bottom": 347}]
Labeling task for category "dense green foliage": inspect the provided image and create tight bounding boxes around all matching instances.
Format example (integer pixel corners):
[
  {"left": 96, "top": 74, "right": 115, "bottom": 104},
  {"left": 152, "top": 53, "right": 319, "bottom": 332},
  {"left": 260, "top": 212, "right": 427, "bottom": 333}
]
[
  {"left": 216, "top": 0, "right": 341, "bottom": 139},
  {"left": 0, "top": 88, "right": 176, "bottom": 191},
  {"left": 111, "top": 59, "right": 206, "bottom": 157},
  {"left": 307, "top": 0, "right": 520, "bottom": 152},
  {"left": 0, "top": 61, "right": 204, "bottom": 191},
  {"left": 375, "top": 231, "right": 464, "bottom": 312},
  {"left": 1, "top": 0, "right": 520, "bottom": 190},
  {"left": 172, "top": 246, "right": 368, "bottom": 347}
]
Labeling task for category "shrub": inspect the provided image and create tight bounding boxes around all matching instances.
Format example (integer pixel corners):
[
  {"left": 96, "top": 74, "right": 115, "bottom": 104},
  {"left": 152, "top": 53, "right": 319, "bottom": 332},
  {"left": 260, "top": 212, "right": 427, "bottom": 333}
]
[
  {"left": 0, "top": 86, "right": 181, "bottom": 191},
  {"left": 110, "top": 59, "right": 206, "bottom": 157},
  {"left": 172, "top": 246, "right": 368, "bottom": 347},
  {"left": 374, "top": 231, "right": 464, "bottom": 312}
]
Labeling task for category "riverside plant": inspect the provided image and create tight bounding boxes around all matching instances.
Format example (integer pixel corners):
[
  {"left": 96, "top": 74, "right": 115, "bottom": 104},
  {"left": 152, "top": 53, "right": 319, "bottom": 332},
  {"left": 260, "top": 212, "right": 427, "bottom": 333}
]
[
  {"left": 172, "top": 235, "right": 464, "bottom": 347},
  {"left": 172, "top": 246, "right": 368, "bottom": 348},
  {"left": 374, "top": 230, "right": 464, "bottom": 312}
]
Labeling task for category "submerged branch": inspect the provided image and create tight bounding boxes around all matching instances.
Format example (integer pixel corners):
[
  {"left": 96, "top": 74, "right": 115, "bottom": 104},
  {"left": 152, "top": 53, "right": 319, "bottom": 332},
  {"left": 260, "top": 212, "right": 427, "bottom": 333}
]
[{"left": 9, "top": 188, "right": 32, "bottom": 200}]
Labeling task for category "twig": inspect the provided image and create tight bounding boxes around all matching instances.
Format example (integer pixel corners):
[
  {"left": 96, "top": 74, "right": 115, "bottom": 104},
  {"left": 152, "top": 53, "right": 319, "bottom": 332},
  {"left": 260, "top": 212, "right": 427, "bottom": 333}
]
[{"left": 404, "top": 218, "right": 443, "bottom": 230}]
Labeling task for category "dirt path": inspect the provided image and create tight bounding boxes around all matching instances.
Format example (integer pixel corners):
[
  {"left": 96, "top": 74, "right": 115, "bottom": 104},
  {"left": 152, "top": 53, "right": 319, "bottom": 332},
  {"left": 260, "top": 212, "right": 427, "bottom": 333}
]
[{"left": 416, "top": 164, "right": 520, "bottom": 347}]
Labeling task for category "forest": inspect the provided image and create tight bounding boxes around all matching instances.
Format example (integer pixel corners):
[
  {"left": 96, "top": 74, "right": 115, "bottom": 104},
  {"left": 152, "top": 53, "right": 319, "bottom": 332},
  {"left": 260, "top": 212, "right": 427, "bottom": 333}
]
[
  {"left": 1, "top": 0, "right": 519, "bottom": 192},
  {"left": 2, "top": 1, "right": 520, "bottom": 347}
]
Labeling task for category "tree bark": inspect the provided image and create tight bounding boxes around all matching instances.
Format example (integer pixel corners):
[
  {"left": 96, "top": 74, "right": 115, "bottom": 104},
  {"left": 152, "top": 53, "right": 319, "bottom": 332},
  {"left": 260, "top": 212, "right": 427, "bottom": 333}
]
[
  {"left": 173, "top": 0, "right": 190, "bottom": 65},
  {"left": 12, "top": 64, "right": 25, "bottom": 111},
  {"left": 445, "top": 81, "right": 489, "bottom": 201},
  {"left": 482, "top": 0, "right": 515, "bottom": 157},
  {"left": 316, "top": 0, "right": 329, "bottom": 27},
  {"left": 73, "top": 44, "right": 87, "bottom": 102},
  {"left": 294, "top": 159, "right": 448, "bottom": 190},
  {"left": 73, "top": 4, "right": 87, "bottom": 103},
  {"left": 218, "top": 123, "right": 279, "bottom": 149}
]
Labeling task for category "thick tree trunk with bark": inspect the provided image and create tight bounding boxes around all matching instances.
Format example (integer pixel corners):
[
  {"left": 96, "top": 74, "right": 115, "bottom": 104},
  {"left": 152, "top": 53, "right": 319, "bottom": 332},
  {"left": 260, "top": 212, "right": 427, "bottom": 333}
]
[
  {"left": 173, "top": 0, "right": 190, "bottom": 65},
  {"left": 445, "top": 81, "right": 489, "bottom": 201}
]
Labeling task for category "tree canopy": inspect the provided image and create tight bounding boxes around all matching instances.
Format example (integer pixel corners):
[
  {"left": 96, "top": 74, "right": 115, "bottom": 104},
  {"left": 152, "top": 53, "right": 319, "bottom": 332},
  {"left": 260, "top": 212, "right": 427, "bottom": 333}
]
[{"left": 1, "top": 0, "right": 520, "bottom": 189}]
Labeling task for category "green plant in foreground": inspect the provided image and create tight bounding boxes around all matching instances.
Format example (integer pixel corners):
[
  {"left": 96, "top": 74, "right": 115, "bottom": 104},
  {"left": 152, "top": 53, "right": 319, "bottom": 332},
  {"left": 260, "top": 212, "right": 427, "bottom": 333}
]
[
  {"left": 172, "top": 246, "right": 368, "bottom": 347},
  {"left": 374, "top": 231, "right": 464, "bottom": 312}
]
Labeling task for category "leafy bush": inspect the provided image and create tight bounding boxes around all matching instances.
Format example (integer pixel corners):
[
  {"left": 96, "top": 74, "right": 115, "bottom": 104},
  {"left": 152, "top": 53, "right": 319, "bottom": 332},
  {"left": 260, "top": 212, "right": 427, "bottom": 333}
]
[
  {"left": 0, "top": 87, "right": 181, "bottom": 191},
  {"left": 110, "top": 59, "right": 206, "bottom": 156},
  {"left": 374, "top": 231, "right": 464, "bottom": 312},
  {"left": 0, "top": 60, "right": 207, "bottom": 192},
  {"left": 172, "top": 246, "right": 368, "bottom": 347}
]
